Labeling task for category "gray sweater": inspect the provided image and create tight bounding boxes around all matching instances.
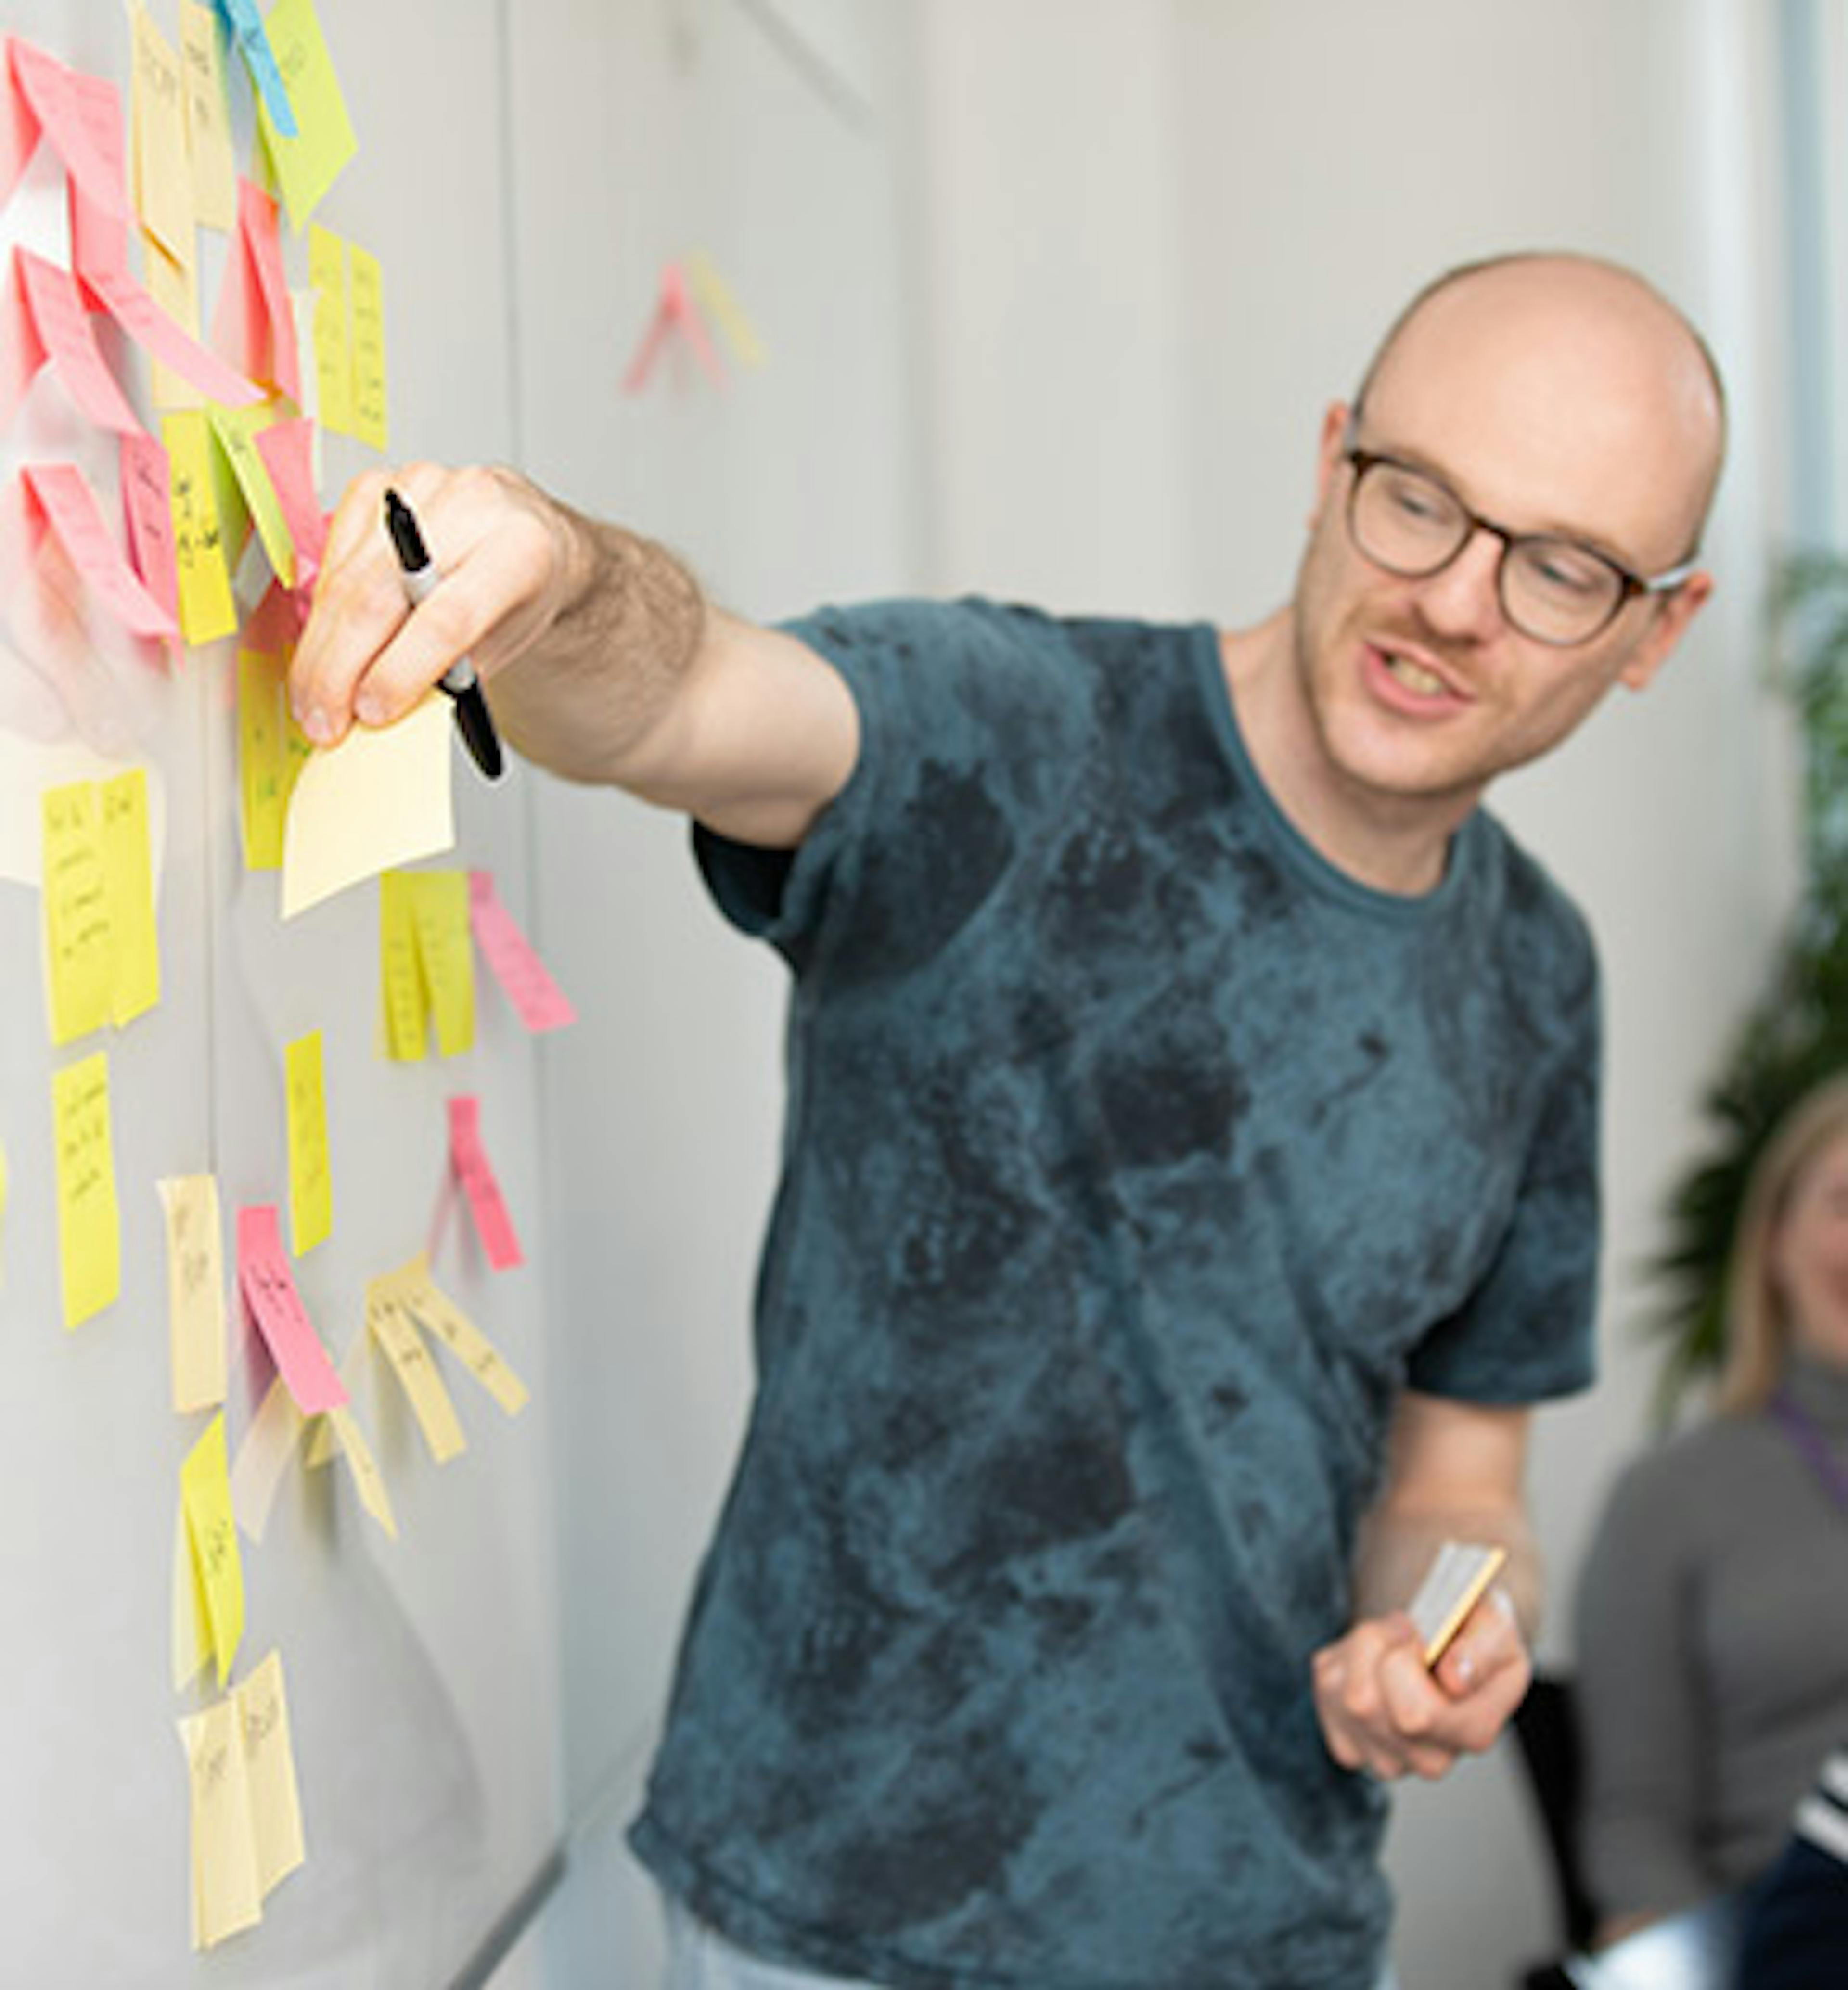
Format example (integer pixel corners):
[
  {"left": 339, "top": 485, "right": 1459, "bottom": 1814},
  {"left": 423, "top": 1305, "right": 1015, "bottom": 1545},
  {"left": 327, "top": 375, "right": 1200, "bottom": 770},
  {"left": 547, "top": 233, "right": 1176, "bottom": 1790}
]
[{"left": 1574, "top": 1356, "right": 1848, "bottom": 1920}]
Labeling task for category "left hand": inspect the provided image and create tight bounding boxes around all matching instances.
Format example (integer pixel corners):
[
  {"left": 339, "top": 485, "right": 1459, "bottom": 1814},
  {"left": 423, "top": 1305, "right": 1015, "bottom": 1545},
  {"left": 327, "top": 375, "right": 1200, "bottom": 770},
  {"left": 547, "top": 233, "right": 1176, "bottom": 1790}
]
[{"left": 1310, "top": 1586, "right": 1530, "bottom": 1781}]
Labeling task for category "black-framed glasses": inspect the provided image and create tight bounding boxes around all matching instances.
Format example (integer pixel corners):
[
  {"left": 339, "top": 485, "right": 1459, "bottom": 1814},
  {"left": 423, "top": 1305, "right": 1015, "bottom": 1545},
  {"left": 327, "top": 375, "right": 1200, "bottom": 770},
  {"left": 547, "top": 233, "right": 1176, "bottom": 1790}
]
[{"left": 1343, "top": 447, "right": 1698, "bottom": 647}]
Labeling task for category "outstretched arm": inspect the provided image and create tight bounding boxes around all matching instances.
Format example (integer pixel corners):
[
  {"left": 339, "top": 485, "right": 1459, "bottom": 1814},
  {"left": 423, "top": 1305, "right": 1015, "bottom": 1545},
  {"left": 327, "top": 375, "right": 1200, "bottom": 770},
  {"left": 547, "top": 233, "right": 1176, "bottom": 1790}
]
[
  {"left": 1311, "top": 1392, "right": 1536, "bottom": 1782},
  {"left": 289, "top": 462, "right": 860, "bottom": 849}
]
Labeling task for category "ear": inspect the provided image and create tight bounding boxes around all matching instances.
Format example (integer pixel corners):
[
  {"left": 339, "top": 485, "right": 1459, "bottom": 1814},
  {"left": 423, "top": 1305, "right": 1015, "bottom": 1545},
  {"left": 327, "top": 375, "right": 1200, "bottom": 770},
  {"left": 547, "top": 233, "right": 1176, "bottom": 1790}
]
[
  {"left": 1310, "top": 401, "right": 1353, "bottom": 522},
  {"left": 1618, "top": 568, "right": 1714, "bottom": 692}
]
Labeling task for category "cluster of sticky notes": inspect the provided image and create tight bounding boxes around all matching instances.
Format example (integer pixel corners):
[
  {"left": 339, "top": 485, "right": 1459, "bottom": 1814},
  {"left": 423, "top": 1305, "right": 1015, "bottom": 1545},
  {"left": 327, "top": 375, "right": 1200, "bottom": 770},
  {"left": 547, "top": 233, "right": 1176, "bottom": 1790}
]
[
  {"left": 307, "top": 223, "right": 385, "bottom": 449},
  {"left": 622, "top": 252, "right": 766, "bottom": 396},
  {"left": 370, "top": 1253, "right": 530, "bottom": 1422},
  {"left": 381, "top": 869, "right": 475, "bottom": 1060},
  {"left": 40, "top": 769, "right": 161, "bottom": 1045},
  {"left": 177, "top": 1649, "right": 306, "bottom": 1952},
  {"left": 51, "top": 1049, "right": 121, "bottom": 1328}
]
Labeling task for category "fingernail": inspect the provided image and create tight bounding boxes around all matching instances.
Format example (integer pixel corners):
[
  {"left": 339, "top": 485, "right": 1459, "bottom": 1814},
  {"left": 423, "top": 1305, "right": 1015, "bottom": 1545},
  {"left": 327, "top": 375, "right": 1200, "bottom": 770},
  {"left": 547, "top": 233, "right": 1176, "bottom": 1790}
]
[
  {"left": 354, "top": 691, "right": 384, "bottom": 726},
  {"left": 300, "top": 706, "right": 333, "bottom": 745}
]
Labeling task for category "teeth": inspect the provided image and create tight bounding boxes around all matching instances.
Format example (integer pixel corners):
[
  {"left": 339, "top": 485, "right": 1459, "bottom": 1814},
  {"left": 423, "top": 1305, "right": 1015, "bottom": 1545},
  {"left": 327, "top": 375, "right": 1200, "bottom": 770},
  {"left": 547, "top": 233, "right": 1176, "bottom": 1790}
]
[{"left": 1383, "top": 651, "right": 1447, "bottom": 696}]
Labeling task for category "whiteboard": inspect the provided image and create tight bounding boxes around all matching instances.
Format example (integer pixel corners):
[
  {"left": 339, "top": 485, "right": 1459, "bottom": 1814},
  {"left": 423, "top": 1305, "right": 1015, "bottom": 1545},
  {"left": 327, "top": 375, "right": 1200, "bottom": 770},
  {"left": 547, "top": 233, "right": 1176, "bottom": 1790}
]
[{"left": 0, "top": 5, "right": 561, "bottom": 1986}]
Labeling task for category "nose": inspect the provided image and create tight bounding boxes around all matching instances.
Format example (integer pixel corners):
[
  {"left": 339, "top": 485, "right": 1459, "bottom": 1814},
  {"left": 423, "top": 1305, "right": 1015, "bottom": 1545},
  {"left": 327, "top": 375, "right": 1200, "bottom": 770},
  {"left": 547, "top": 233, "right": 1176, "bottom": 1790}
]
[{"left": 1411, "top": 526, "right": 1506, "bottom": 642}]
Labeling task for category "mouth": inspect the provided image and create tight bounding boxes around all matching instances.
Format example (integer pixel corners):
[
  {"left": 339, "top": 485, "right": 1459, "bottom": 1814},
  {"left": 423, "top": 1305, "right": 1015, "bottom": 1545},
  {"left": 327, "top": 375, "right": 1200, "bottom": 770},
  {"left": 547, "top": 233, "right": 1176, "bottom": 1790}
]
[{"left": 1362, "top": 641, "right": 1469, "bottom": 711}]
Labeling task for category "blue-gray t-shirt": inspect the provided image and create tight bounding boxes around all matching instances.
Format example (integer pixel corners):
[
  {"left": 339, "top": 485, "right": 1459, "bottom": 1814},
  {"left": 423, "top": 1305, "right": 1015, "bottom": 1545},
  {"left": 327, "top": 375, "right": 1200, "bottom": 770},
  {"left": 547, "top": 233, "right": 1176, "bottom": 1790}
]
[{"left": 629, "top": 599, "right": 1599, "bottom": 1989}]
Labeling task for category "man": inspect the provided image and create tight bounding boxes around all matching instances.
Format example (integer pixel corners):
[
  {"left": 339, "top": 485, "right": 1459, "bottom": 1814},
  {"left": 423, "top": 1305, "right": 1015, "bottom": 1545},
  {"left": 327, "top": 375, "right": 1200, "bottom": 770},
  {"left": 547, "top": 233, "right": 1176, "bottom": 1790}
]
[{"left": 292, "top": 252, "right": 1723, "bottom": 1988}]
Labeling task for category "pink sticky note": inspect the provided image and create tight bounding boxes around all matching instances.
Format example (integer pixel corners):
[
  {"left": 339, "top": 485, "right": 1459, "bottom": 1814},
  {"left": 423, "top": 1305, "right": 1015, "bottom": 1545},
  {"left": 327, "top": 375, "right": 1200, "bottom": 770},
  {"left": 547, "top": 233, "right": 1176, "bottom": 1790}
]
[
  {"left": 0, "top": 40, "right": 40, "bottom": 213},
  {"left": 622, "top": 261, "right": 727, "bottom": 396},
  {"left": 90, "top": 270, "right": 261, "bottom": 408},
  {"left": 7, "top": 39, "right": 128, "bottom": 223},
  {"left": 254, "top": 419, "right": 326, "bottom": 581},
  {"left": 15, "top": 247, "right": 143, "bottom": 436},
  {"left": 21, "top": 462, "right": 178, "bottom": 640},
  {"left": 65, "top": 68, "right": 127, "bottom": 297},
  {"left": 247, "top": 574, "right": 309, "bottom": 653},
  {"left": 237, "top": 1205, "right": 347, "bottom": 1413},
  {"left": 468, "top": 871, "right": 577, "bottom": 1032},
  {"left": 118, "top": 432, "right": 179, "bottom": 629},
  {"left": 448, "top": 1096, "right": 523, "bottom": 1271},
  {"left": 0, "top": 250, "right": 49, "bottom": 431},
  {"left": 216, "top": 179, "right": 298, "bottom": 403}
]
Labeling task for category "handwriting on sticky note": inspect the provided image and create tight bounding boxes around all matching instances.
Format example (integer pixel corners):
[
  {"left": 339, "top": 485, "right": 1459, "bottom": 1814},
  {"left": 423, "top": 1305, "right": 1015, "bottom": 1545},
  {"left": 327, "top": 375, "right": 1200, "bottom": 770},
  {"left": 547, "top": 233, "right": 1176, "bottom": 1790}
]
[
  {"left": 51, "top": 1050, "right": 121, "bottom": 1330},
  {"left": 449, "top": 1096, "right": 522, "bottom": 1270},
  {"left": 22, "top": 462, "right": 179, "bottom": 641},
  {"left": 41, "top": 779, "right": 112, "bottom": 1046},
  {"left": 100, "top": 767, "right": 160, "bottom": 1024},
  {"left": 376, "top": 1254, "right": 529, "bottom": 1417},
  {"left": 347, "top": 240, "right": 386, "bottom": 449},
  {"left": 180, "top": 1412, "right": 244, "bottom": 1685},
  {"left": 308, "top": 223, "right": 351, "bottom": 432},
  {"left": 131, "top": 1, "right": 192, "bottom": 266},
  {"left": 236, "top": 1204, "right": 346, "bottom": 1413},
  {"left": 179, "top": 2, "right": 238, "bottom": 229},
  {"left": 159, "top": 1174, "right": 227, "bottom": 1413},
  {"left": 208, "top": 403, "right": 294, "bottom": 587},
  {"left": 257, "top": 0, "right": 357, "bottom": 230},
  {"left": 13, "top": 247, "right": 142, "bottom": 434},
  {"left": 284, "top": 1031, "right": 331, "bottom": 1254},
  {"left": 367, "top": 1283, "right": 467, "bottom": 1464},
  {"left": 469, "top": 870, "right": 576, "bottom": 1031},
  {"left": 164, "top": 409, "right": 238, "bottom": 645},
  {"left": 281, "top": 696, "right": 454, "bottom": 919},
  {"left": 178, "top": 1692, "right": 263, "bottom": 1949},
  {"left": 237, "top": 1650, "right": 306, "bottom": 1898},
  {"left": 120, "top": 433, "right": 180, "bottom": 628}
]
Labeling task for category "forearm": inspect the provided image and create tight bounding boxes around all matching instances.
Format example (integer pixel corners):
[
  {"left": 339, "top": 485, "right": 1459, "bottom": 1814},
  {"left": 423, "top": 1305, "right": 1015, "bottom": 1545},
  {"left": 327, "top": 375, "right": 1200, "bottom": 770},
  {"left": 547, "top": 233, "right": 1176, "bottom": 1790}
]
[{"left": 490, "top": 505, "right": 709, "bottom": 789}]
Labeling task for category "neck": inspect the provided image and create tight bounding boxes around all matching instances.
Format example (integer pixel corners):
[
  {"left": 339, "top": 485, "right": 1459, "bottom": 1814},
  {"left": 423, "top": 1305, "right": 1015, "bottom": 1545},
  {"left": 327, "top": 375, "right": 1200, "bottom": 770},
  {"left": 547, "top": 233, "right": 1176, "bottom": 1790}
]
[
  {"left": 1782, "top": 1348, "right": 1848, "bottom": 1434},
  {"left": 1218, "top": 609, "right": 1480, "bottom": 896}
]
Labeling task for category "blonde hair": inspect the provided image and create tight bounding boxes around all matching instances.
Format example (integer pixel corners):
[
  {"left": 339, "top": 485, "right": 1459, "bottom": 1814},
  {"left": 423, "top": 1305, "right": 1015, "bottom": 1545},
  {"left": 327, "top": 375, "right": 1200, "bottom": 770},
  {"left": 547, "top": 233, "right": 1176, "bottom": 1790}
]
[{"left": 1718, "top": 1072, "right": 1848, "bottom": 1412}]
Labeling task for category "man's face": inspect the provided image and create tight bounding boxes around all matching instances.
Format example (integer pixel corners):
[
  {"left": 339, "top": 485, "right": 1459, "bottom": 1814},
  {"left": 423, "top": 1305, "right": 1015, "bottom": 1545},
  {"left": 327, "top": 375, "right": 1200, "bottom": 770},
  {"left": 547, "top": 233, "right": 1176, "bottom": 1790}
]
[{"left": 1286, "top": 278, "right": 1714, "bottom": 821}]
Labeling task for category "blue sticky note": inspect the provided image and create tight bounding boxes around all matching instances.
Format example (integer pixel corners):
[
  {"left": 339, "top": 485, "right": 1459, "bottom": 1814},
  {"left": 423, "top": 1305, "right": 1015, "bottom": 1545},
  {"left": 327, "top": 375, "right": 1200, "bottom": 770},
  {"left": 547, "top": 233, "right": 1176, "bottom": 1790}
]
[{"left": 217, "top": 0, "right": 300, "bottom": 138}]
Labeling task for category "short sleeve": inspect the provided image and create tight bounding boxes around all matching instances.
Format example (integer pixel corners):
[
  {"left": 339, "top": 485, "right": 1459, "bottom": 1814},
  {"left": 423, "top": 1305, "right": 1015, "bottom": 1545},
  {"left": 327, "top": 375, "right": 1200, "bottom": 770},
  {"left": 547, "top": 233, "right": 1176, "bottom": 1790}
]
[
  {"left": 1404, "top": 944, "right": 1602, "bottom": 1404},
  {"left": 693, "top": 598, "right": 1100, "bottom": 976}
]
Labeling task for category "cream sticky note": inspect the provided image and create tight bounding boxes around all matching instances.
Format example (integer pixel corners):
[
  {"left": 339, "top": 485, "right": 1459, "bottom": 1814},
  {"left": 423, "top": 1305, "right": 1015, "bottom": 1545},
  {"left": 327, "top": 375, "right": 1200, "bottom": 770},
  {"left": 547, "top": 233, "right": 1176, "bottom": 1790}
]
[
  {"left": 228, "top": 1375, "right": 304, "bottom": 1544},
  {"left": 347, "top": 241, "right": 386, "bottom": 450},
  {"left": 322, "top": 1404, "right": 398, "bottom": 1540},
  {"left": 180, "top": 1412, "right": 244, "bottom": 1685},
  {"left": 379, "top": 869, "right": 427, "bottom": 1061},
  {"left": 307, "top": 224, "right": 350, "bottom": 434},
  {"left": 280, "top": 695, "right": 454, "bottom": 920},
  {"left": 179, "top": 1, "right": 238, "bottom": 230},
  {"left": 236, "top": 1650, "right": 306, "bottom": 1898},
  {"left": 51, "top": 1050, "right": 120, "bottom": 1328},
  {"left": 207, "top": 402, "right": 294, "bottom": 587},
  {"left": 237, "top": 1205, "right": 346, "bottom": 1413},
  {"left": 21, "top": 462, "right": 180, "bottom": 642},
  {"left": 158, "top": 1174, "right": 228, "bottom": 1413},
  {"left": 170, "top": 1496, "right": 213, "bottom": 1691},
  {"left": 380, "top": 1254, "right": 528, "bottom": 1417},
  {"left": 163, "top": 409, "right": 238, "bottom": 645},
  {"left": 407, "top": 870, "right": 474, "bottom": 1057},
  {"left": 284, "top": 1030, "right": 331, "bottom": 1255},
  {"left": 178, "top": 1692, "right": 263, "bottom": 1950},
  {"left": 366, "top": 1284, "right": 466, "bottom": 1464},
  {"left": 100, "top": 767, "right": 161, "bottom": 1025},
  {"left": 255, "top": 0, "right": 356, "bottom": 230},
  {"left": 40, "top": 779, "right": 112, "bottom": 1046},
  {"left": 449, "top": 1096, "right": 521, "bottom": 1270},
  {"left": 468, "top": 870, "right": 576, "bottom": 1032},
  {"left": 130, "top": 2, "right": 192, "bottom": 268}
]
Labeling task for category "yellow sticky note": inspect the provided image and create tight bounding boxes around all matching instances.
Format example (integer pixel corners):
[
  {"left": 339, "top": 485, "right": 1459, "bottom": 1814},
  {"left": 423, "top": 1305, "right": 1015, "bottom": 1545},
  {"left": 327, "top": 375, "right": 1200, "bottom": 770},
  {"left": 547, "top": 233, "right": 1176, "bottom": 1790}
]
[
  {"left": 280, "top": 695, "right": 454, "bottom": 919},
  {"left": 406, "top": 871, "right": 474, "bottom": 1057},
  {"left": 101, "top": 768, "right": 161, "bottom": 1026},
  {"left": 228, "top": 1377, "right": 304, "bottom": 1546},
  {"left": 379, "top": 870, "right": 427, "bottom": 1060},
  {"left": 256, "top": 0, "right": 358, "bottom": 231},
  {"left": 146, "top": 237, "right": 205, "bottom": 412},
  {"left": 180, "top": 0, "right": 239, "bottom": 231},
  {"left": 207, "top": 404, "right": 295, "bottom": 588},
  {"left": 51, "top": 1051, "right": 120, "bottom": 1328},
  {"left": 239, "top": 653, "right": 288, "bottom": 871},
  {"left": 164, "top": 411, "right": 238, "bottom": 645},
  {"left": 237, "top": 1650, "right": 307, "bottom": 1899},
  {"left": 131, "top": 2, "right": 194, "bottom": 269},
  {"left": 367, "top": 1287, "right": 466, "bottom": 1464},
  {"left": 284, "top": 1030, "right": 331, "bottom": 1255},
  {"left": 307, "top": 224, "right": 350, "bottom": 434},
  {"left": 40, "top": 780, "right": 112, "bottom": 1047},
  {"left": 181, "top": 1412, "right": 244, "bottom": 1686},
  {"left": 179, "top": 1693, "right": 263, "bottom": 1950},
  {"left": 687, "top": 249, "right": 768, "bottom": 368},
  {"left": 347, "top": 242, "right": 387, "bottom": 451},
  {"left": 159, "top": 1175, "right": 228, "bottom": 1413},
  {"left": 382, "top": 1255, "right": 529, "bottom": 1417},
  {"left": 170, "top": 1498, "right": 213, "bottom": 1691},
  {"left": 323, "top": 1405, "right": 398, "bottom": 1539}
]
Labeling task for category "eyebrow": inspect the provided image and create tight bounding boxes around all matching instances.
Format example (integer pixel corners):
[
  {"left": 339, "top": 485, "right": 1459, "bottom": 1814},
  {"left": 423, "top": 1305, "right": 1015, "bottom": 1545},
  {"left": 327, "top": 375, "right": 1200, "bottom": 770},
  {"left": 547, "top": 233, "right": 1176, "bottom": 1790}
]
[{"left": 1359, "top": 434, "right": 1653, "bottom": 575}]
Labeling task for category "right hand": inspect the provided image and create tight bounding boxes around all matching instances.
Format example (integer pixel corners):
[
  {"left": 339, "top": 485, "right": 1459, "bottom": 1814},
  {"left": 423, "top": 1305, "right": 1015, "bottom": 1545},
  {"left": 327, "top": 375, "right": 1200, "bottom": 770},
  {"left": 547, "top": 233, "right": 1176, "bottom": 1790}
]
[{"left": 289, "top": 462, "right": 587, "bottom": 749}]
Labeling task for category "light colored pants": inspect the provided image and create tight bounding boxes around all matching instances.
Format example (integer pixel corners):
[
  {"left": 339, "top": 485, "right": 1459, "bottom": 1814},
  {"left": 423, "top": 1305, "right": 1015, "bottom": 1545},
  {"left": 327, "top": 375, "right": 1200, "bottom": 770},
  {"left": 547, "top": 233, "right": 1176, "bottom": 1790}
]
[{"left": 663, "top": 1895, "right": 1399, "bottom": 1988}]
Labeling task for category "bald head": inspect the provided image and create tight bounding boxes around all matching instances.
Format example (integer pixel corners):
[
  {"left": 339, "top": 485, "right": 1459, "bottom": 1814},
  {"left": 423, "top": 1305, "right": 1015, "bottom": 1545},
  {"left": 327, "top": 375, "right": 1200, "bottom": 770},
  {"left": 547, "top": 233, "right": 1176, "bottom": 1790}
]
[{"left": 1356, "top": 254, "right": 1726, "bottom": 561}]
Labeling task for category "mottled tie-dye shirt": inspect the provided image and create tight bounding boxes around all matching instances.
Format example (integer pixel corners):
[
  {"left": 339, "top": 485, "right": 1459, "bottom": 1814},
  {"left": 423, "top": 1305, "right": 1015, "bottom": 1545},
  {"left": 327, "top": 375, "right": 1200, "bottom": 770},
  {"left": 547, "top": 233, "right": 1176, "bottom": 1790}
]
[{"left": 630, "top": 599, "right": 1599, "bottom": 1988}]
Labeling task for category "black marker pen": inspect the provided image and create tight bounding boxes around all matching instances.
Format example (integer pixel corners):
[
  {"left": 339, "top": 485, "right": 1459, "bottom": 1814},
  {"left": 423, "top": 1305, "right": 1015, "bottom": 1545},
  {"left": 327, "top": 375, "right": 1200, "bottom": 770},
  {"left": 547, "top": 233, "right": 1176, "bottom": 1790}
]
[{"left": 383, "top": 488, "right": 504, "bottom": 780}]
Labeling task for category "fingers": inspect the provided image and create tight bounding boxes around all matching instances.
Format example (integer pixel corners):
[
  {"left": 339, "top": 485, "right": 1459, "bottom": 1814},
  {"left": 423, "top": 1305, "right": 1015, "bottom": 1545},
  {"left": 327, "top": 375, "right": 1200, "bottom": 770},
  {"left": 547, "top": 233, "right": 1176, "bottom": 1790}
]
[
  {"left": 1313, "top": 1601, "right": 1529, "bottom": 1783},
  {"left": 290, "top": 462, "right": 565, "bottom": 748}
]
